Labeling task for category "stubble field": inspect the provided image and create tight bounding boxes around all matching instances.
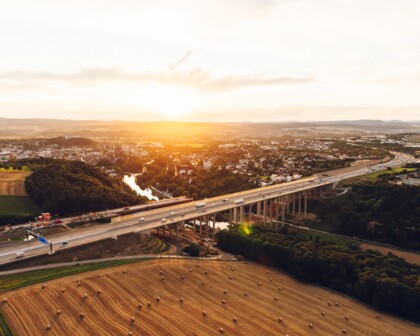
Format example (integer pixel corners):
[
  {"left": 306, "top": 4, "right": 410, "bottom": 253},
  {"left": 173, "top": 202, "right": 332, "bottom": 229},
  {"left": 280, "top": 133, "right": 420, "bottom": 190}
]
[{"left": 1, "top": 259, "right": 418, "bottom": 336}]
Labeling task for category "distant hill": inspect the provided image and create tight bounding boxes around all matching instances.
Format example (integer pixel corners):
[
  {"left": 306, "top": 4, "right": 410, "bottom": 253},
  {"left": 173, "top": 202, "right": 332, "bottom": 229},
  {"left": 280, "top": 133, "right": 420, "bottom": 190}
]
[{"left": 0, "top": 117, "right": 419, "bottom": 139}]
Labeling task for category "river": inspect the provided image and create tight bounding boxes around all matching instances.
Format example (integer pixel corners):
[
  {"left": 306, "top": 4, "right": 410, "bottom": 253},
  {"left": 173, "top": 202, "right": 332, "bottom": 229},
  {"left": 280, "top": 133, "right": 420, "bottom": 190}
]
[{"left": 123, "top": 174, "right": 159, "bottom": 201}]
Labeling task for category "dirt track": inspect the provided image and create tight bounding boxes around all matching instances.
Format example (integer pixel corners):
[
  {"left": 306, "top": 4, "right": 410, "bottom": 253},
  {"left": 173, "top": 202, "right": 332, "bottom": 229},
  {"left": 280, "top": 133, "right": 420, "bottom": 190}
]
[
  {"left": 0, "top": 171, "right": 30, "bottom": 196},
  {"left": 1, "top": 259, "right": 418, "bottom": 335},
  {"left": 360, "top": 243, "right": 420, "bottom": 266}
]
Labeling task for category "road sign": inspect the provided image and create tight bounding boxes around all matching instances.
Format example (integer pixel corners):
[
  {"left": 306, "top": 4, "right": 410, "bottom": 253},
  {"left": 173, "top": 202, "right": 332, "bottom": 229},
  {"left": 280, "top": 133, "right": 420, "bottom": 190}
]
[{"left": 38, "top": 236, "right": 49, "bottom": 245}]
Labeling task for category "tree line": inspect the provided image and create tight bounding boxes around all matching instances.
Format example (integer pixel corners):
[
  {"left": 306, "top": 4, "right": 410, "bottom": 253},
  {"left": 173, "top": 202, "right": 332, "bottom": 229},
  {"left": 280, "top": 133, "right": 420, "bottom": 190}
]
[
  {"left": 217, "top": 226, "right": 420, "bottom": 322},
  {"left": 311, "top": 182, "right": 420, "bottom": 250}
]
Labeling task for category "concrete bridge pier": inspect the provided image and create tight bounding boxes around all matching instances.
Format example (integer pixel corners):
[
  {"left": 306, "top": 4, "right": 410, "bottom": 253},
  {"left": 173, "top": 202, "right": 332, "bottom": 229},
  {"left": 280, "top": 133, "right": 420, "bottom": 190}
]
[
  {"left": 275, "top": 197, "right": 279, "bottom": 230},
  {"left": 282, "top": 196, "right": 285, "bottom": 224},
  {"left": 233, "top": 207, "right": 238, "bottom": 224},
  {"left": 263, "top": 200, "right": 267, "bottom": 226},
  {"left": 298, "top": 192, "right": 302, "bottom": 215},
  {"left": 292, "top": 193, "right": 296, "bottom": 215},
  {"left": 257, "top": 202, "right": 262, "bottom": 216}
]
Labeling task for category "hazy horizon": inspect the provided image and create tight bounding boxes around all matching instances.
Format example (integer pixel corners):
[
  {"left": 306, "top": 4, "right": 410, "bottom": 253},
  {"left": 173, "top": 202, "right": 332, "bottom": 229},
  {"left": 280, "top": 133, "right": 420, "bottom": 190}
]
[{"left": 1, "top": 0, "right": 420, "bottom": 121}]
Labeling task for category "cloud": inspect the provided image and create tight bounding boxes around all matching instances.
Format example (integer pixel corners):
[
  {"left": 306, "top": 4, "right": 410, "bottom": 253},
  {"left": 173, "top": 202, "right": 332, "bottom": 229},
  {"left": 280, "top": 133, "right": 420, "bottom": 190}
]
[
  {"left": 168, "top": 50, "right": 193, "bottom": 71},
  {"left": 0, "top": 67, "right": 314, "bottom": 92}
]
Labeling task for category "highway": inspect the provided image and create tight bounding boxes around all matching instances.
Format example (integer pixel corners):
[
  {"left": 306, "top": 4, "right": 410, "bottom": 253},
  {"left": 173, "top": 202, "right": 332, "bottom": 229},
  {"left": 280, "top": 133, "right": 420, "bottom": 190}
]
[{"left": 0, "top": 151, "right": 414, "bottom": 265}]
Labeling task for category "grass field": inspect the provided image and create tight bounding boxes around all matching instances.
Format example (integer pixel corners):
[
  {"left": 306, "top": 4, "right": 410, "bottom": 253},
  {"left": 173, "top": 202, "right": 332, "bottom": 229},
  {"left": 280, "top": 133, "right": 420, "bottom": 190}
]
[
  {"left": 301, "top": 229, "right": 352, "bottom": 248},
  {"left": 367, "top": 167, "right": 417, "bottom": 180},
  {"left": 0, "top": 259, "right": 146, "bottom": 293},
  {"left": 1, "top": 259, "right": 418, "bottom": 336},
  {"left": 0, "top": 196, "right": 40, "bottom": 216}
]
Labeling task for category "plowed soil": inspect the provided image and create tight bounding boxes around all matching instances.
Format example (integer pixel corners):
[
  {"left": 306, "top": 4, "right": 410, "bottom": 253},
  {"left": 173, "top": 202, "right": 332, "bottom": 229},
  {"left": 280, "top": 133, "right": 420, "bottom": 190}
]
[{"left": 0, "top": 172, "right": 30, "bottom": 196}]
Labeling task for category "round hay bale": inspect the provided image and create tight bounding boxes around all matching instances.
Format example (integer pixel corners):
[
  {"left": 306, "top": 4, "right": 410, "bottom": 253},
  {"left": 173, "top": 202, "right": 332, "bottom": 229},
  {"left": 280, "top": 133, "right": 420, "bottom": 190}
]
[
  {"left": 342, "top": 329, "right": 347, "bottom": 334},
  {"left": 128, "top": 332, "right": 132, "bottom": 336},
  {"left": 274, "top": 296, "right": 278, "bottom": 301},
  {"left": 204, "top": 270, "right": 208, "bottom": 275},
  {"left": 61, "top": 288, "right": 66, "bottom": 293},
  {"left": 147, "top": 302, "right": 151, "bottom": 307},
  {"left": 321, "top": 311, "right": 326, "bottom": 316},
  {"left": 77, "top": 281, "right": 81, "bottom": 287},
  {"left": 376, "top": 314, "right": 380, "bottom": 319},
  {"left": 179, "top": 297, "right": 184, "bottom": 303},
  {"left": 196, "top": 263, "right": 200, "bottom": 268},
  {"left": 189, "top": 268, "right": 193, "bottom": 273},
  {"left": 221, "top": 299, "right": 226, "bottom": 305},
  {"left": 123, "top": 269, "right": 127, "bottom": 274},
  {"left": 46, "top": 324, "right": 51, "bottom": 331},
  {"left": 202, "top": 310, "right": 207, "bottom": 316},
  {"left": 42, "top": 284, "right": 46, "bottom": 289},
  {"left": 244, "top": 292, "right": 248, "bottom": 296},
  {"left": 278, "top": 317, "right": 283, "bottom": 323},
  {"left": 156, "top": 296, "right": 160, "bottom": 302},
  {"left": 278, "top": 286, "right": 282, "bottom": 291},
  {"left": 219, "top": 327, "right": 224, "bottom": 333},
  {"left": 269, "top": 278, "right": 272, "bottom": 282},
  {"left": 97, "top": 290, "right": 101, "bottom": 295},
  {"left": 233, "top": 316, "right": 237, "bottom": 323},
  {"left": 130, "top": 316, "right": 135, "bottom": 322},
  {"left": 159, "top": 270, "right": 164, "bottom": 275},
  {"left": 309, "top": 323, "right": 314, "bottom": 329},
  {"left": 335, "top": 301, "right": 340, "bottom": 307},
  {"left": 327, "top": 302, "right": 331, "bottom": 306},
  {"left": 161, "top": 276, "right": 165, "bottom": 281},
  {"left": 79, "top": 312, "right": 85, "bottom": 319},
  {"left": 201, "top": 281, "right": 205, "bottom": 286},
  {"left": 2, "top": 298, "right": 8, "bottom": 303},
  {"left": 56, "top": 309, "right": 61, "bottom": 315},
  {"left": 83, "top": 294, "right": 88, "bottom": 299},
  {"left": 344, "top": 315, "right": 349, "bottom": 320},
  {"left": 258, "top": 282, "right": 262, "bottom": 286},
  {"left": 181, "top": 275, "right": 185, "bottom": 280},
  {"left": 231, "top": 267, "right": 235, "bottom": 271},
  {"left": 138, "top": 303, "right": 142, "bottom": 309},
  {"left": 228, "top": 275, "right": 232, "bottom": 280},
  {"left": 223, "top": 289, "right": 228, "bottom": 294}
]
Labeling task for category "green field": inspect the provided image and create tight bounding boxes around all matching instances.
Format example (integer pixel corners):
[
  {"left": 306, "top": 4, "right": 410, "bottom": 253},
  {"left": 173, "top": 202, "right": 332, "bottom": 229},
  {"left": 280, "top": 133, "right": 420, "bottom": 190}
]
[
  {"left": 367, "top": 167, "right": 417, "bottom": 180},
  {"left": 0, "top": 259, "right": 148, "bottom": 293},
  {"left": 300, "top": 229, "right": 354, "bottom": 248},
  {"left": 0, "top": 196, "right": 40, "bottom": 216},
  {"left": 0, "top": 166, "right": 30, "bottom": 172},
  {"left": 0, "top": 312, "right": 13, "bottom": 336}
]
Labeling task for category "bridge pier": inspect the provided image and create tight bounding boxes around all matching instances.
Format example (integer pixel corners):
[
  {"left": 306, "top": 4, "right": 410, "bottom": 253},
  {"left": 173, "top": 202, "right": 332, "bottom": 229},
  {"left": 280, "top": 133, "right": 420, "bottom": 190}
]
[
  {"left": 176, "top": 223, "right": 179, "bottom": 240},
  {"left": 304, "top": 191, "right": 308, "bottom": 217},
  {"left": 282, "top": 196, "right": 285, "bottom": 223},
  {"left": 298, "top": 192, "right": 302, "bottom": 215},
  {"left": 257, "top": 202, "right": 261, "bottom": 216},
  {"left": 276, "top": 197, "right": 279, "bottom": 230},
  {"left": 240, "top": 206, "right": 245, "bottom": 223},
  {"left": 263, "top": 200, "right": 267, "bottom": 226},
  {"left": 233, "top": 208, "right": 238, "bottom": 224},
  {"left": 292, "top": 193, "right": 296, "bottom": 215},
  {"left": 212, "top": 213, "right": 216, "bottom": 237}
]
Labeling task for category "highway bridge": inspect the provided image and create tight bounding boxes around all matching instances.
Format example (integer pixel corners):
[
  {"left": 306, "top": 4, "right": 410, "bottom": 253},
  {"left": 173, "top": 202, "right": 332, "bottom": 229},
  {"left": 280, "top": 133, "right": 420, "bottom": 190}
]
[{"left": 0, "top": 152, "right": 413, "bottom": 266}]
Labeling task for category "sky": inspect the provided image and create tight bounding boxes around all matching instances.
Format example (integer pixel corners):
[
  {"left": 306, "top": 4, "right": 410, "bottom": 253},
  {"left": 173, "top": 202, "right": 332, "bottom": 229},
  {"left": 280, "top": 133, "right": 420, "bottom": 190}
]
[{"left": 0, "top": 0, "right": 419, "bottom": 122}]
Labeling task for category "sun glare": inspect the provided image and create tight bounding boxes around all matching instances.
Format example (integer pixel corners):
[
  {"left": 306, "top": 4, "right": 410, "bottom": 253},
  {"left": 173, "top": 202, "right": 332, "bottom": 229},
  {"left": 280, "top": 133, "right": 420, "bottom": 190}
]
[{"left": 143, "top": 85, "right": 197, "bottom": 119}]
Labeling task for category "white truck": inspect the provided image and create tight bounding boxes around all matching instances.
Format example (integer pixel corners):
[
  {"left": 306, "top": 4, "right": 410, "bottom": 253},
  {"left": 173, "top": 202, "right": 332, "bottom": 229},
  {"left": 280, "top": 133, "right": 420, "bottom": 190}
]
[
  {"left": 195, "top": 202, "right": 206, "bottom": 208},
  {"left": 234, "top": 199, "right": 244, "bottom": 204},
  {"left": 16, "top": 251, "right": 25, "bottom": 259}
]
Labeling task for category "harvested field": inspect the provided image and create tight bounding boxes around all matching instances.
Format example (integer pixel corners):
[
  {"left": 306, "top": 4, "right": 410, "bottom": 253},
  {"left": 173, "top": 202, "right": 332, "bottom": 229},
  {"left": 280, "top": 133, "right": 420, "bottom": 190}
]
[
  {"left": 0, "top": 171, "right": 31, "bottom": 196},
  {"left": 1, "top": 259, "right": 418, "bottom": 336}
]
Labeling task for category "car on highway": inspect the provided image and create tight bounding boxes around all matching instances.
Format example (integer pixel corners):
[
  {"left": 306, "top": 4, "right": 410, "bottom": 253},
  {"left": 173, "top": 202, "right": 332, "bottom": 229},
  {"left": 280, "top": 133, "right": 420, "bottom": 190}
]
[
  {"left": 222, "top": 198, "right": 229, "bottom": 202},
  {"left": 139, "top": 217, "right": 146, "bottom": 222},
  {"left": 180, "top": 213, "right": 185, "bottom": 217},
  {"left": 62, "top": 240, "right": 69, "bottom": 245},
  {"left": 161, "top": 218, "right": 167, "bottom": 222},
  {"left": 170, "top": 211, "right": 175, "bottom": 215},
  {"left": 234, "top": 199, "right": 244, "bottom": 204}
]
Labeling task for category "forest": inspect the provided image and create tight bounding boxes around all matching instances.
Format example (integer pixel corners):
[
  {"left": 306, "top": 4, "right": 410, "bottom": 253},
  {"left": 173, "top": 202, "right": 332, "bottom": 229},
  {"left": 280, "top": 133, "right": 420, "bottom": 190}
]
[
  {"left": 24, "top": 160, "right": 145, "bottom": 216},
  {"left": 311, "top": 182, "right": 420, "bottom": 250},
  {"left": 136, "top": 157, "right": 255, "bottom": 199},
  {"left": 217, "top": 226, "right": 420, "bottom": 322}
]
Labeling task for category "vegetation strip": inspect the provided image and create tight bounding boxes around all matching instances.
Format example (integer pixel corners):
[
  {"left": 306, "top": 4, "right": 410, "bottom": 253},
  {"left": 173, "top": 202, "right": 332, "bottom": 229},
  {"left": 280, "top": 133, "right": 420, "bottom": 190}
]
[{"left": 0, "top": 258, "right": 147, "bottom": 293}]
